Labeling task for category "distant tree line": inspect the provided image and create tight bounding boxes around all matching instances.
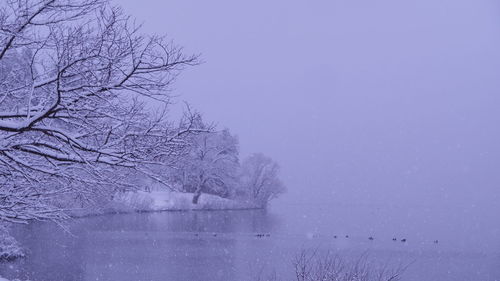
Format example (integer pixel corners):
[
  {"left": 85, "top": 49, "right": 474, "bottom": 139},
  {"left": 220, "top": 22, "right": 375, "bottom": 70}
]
[{"left": 167, "top": 122, "right": 285, "bottom": 207}]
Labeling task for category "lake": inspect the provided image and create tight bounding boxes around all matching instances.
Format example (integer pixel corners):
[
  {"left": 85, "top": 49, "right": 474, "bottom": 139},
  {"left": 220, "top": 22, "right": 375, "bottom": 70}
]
[{"left": 1, "top": 200, "right": 499, "bottom": 281}]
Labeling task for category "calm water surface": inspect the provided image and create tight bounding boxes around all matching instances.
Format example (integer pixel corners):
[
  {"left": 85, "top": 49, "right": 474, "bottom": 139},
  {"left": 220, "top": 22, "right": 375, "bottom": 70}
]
[{"left": 1, "top": 201, "right": 499, "bottom": 281}]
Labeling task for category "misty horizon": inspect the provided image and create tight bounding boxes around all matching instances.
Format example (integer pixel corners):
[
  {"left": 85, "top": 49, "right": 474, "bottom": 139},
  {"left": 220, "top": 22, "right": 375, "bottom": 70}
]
[{"left": 118, "top": 0, "right": 500, "bottom": 209}]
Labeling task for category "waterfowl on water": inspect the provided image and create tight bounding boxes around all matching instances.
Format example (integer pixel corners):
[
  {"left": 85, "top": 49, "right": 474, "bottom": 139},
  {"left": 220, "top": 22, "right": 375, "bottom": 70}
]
[
  {"left": 401, "top": 238, "right": 407, "bottom": 242},
  {"left": 368, "top": 236, "right": 374, "bottom": 240}
]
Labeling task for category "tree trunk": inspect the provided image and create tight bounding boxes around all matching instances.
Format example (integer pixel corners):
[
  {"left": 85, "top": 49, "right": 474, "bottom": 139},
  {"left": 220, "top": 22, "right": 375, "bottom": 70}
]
[
  {"left": 193, "top": 175, "right": 204, "bottom": 204},
  {"left": 192, "top": 191, "right": 202, "bottom": 204},
  {"left": 192, "top": 182, "right": 202, "bottom": 204}
]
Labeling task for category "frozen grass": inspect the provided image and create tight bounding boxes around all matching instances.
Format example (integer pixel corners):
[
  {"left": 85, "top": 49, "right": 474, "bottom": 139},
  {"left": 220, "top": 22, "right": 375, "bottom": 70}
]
[
  {"left": 113, "top": 191, "right": 259, "bottom": 212},
  {"left": 256, "top": 250, "right": 410, "bottom": 281}
]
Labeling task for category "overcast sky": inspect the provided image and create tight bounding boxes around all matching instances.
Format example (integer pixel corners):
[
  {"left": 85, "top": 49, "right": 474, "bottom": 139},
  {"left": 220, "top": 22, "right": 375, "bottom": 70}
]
[{"left": 117, "top": 0, "right": 500, "bottom": 209}]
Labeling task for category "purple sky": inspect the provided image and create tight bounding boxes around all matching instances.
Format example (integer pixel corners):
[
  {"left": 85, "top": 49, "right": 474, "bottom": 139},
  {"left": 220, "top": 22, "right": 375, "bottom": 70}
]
[{"left": 118, "top": 0, "right": 500, "bottom": 209}]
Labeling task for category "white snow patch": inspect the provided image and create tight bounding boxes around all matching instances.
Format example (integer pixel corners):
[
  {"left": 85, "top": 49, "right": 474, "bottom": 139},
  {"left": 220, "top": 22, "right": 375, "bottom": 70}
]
[
  {"left": 114, "top": 191, "right": 259, "bottom": 211},
  {"left": 0, "top": 225, "right": 24, "bottom": 260}
]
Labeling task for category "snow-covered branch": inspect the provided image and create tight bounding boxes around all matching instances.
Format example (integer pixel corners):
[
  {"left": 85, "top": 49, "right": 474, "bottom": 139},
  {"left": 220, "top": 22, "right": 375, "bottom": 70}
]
[{"left": 0, "top": 0, "right": 201, "bottom": 224}]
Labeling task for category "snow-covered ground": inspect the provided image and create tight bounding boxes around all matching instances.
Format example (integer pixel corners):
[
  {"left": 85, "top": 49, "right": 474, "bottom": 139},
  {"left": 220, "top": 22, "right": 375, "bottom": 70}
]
[
  {"left": 0, "top": 275, "right": 20, "bottom": 281},
  {"left": 113, "top": 191, "right": 259, "bottom": 212},
  {"left": 0, "top": 225, "right": 24, "bottom": 261}
]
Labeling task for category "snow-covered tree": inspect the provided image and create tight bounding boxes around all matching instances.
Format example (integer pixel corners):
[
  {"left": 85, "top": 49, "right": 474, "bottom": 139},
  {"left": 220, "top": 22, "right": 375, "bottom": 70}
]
[
  {"left": 239, "top": 153, "right": 286, "bottom": 207},
  {"left": 0, "top": 0, "right": 200, "bottom": 223},
  {"left": 172, "top": 128, "right": 239, "bottom": 204}
]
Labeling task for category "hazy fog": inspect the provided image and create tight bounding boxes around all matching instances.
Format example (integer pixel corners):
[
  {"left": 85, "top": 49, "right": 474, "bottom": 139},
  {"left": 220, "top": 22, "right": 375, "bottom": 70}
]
[{"left": 118, "top": 0, "right": 500, "bottom": 210}]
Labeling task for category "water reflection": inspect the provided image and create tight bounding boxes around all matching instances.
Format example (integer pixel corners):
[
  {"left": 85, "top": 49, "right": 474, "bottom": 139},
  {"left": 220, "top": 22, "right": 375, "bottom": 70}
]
[
  {"left": 1, "top": 210, "right": 282, "bottom": 281},
  {"left": 0, "top": 206, "right": 499, "bottom": 281}
]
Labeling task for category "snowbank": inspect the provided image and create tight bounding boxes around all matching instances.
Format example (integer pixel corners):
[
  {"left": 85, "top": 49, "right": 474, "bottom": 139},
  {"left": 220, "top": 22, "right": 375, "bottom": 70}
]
[
  {"left": 113, "top": 191, "right": 259, "bottom": 212},
  {"left": 0, "top": 276, "right": 21, "bottom": 281},
  {"left": 0, "top": 225, "right": 24, "bottom": 261}
]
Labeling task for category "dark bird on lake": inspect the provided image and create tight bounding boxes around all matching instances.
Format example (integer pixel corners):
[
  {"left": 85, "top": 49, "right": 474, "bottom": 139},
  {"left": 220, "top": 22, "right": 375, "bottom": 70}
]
[
  {"left": 401, "top": 238, "right": 407, "bottom": 242},
  {"left": 333, "top": 235, "right": 337, "bottom": 239},
  {"left": 434, "top": 240, "right": 439, "bottom": 244},
  {"left": 213, "top": 233, "right": 217, "bottom": 237},
  {"left": 345, "top": 235, "right": 349, "bottom": 238},
  {"left": 392, "top": 238, "right": 397, "bottom": 241},
  {"left": 368, "top": 236, "right": 374, "bottom": 240}
]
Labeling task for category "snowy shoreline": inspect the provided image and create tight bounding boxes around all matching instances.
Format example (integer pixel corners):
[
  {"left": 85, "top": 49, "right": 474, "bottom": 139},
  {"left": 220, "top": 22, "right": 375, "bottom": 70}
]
[{"left": 70, "top": 191, "right": 263, "bottom": 218}]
